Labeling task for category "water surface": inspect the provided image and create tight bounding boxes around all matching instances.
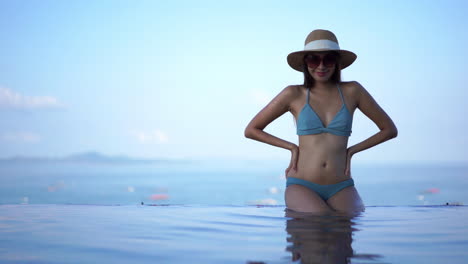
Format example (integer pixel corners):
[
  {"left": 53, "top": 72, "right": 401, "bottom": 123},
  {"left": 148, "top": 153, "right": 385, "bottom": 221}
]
[{"left": 1, "top": 204, "right": 467, "bottom": 264}]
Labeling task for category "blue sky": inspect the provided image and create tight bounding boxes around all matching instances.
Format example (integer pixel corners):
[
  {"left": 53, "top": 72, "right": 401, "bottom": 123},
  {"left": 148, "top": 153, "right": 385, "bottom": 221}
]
[{"left": 0, "top": 0, "right": 467, "bottom": 164}]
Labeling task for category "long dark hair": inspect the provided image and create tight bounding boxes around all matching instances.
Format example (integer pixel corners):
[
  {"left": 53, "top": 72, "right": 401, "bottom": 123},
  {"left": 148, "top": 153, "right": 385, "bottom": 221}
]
[{"left": 303, "top": 52, "right": 342, "bottom": 88}]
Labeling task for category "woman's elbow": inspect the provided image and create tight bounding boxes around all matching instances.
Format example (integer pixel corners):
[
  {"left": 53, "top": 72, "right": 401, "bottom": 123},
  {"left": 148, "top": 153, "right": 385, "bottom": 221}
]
[
  {"left": 387, "top": 126, "right": 398, "bottom": 139},
  {"left": 244, "top": 127, "right": 255, "bottom": 139},
  {"left": 244, "top": 126, "right": 262, "bottom": 139}
]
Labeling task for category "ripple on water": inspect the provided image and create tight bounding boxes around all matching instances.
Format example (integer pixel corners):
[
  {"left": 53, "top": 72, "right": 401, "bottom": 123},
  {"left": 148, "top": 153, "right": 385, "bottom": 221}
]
[{"left": 0, "top": 205, "right": 467, "bottom": 264}]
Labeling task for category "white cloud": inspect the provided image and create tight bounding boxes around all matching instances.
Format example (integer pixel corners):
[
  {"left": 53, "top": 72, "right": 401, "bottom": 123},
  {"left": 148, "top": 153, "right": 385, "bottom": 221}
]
[
  {"left": 133, "top": 129, "right": 169, "bottom": 144},
  {"left": 0, "top": 87, "right": 64, "bottom": 110},
  {"left": 0, "top": 132, "right": 41, "bottom": 143}
]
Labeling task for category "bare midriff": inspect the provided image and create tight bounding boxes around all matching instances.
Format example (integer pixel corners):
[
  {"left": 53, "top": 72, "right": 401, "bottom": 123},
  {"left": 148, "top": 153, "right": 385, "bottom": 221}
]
[{"left": 294, "top": 133, "right": 349, "bottom": 185}]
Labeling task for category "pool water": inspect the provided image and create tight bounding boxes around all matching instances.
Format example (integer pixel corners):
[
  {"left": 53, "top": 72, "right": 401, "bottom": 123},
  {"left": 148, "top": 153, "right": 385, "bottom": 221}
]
[
  {"left": 1, "top": 162, "right": 467, "bottom": 263},
  {"left": 1, "top": 204, "right": 467, "bottom": 264}
]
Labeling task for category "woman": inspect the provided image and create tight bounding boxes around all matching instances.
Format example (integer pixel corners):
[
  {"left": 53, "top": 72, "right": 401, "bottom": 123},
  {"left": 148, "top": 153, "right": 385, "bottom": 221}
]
[{"left": 244, "top": 29, "right": 397, "bottom": 215}]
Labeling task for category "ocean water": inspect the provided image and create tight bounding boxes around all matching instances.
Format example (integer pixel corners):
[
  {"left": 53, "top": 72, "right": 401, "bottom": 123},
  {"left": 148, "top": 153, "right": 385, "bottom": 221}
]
[
  {"left": 0, "top": 161, "right": 466, "bottom": 206},
  {"left": 1, "top": 161, "right": 468, "bottom": 263}
]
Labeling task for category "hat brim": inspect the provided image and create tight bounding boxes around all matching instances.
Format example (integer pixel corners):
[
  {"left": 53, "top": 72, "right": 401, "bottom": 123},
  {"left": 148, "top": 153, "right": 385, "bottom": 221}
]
[{"left": 287, "top": 49, "right": 357, "bottom": 72}]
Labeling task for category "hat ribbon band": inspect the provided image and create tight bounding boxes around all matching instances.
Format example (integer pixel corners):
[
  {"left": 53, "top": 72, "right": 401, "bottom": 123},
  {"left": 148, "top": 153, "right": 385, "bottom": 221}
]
[{"left": 304, "top": 39, "right": 340, "bottom": 51}]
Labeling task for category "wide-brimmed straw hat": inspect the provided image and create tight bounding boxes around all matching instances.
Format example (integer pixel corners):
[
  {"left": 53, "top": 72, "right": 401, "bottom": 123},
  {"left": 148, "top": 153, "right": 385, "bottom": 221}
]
[{"left": 287, "top": 29, "right": 357, "bottom": 72}]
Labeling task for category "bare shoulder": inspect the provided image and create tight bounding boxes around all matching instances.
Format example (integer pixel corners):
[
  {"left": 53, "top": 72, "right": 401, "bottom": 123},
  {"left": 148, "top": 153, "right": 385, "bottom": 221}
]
[
  {"left": 244, "top": 85, "right": 305, "bottom": 130},
  {"left": 268, "top": 84, "right": 304, "bottom": 110},
  {"left": 339, "top": 81, "right": 365, "bottom": 108},
  {"left": 340, "top": 81, "right": 365, "bottom": 96},
  {"left": 279, "top": 84, "right": 303, "bottom": 101}
]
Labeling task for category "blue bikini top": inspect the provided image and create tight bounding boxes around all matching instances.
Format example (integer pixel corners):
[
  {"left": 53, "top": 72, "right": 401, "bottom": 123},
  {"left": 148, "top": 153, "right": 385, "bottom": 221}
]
[{"left": 297, "top": 84, "right": 353, "bottom": 136}]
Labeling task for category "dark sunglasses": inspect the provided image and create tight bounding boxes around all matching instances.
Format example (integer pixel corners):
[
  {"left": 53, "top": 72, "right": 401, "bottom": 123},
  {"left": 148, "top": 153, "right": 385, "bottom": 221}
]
[{"left": 304, "top": 54, "right": 337, "bottom": 68}]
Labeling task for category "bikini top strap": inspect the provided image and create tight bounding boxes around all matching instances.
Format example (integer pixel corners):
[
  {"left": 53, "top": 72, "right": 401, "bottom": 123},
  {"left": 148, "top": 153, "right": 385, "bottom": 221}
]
[{"left": 337, "top": 84, "right": 345, "bottom": 104}]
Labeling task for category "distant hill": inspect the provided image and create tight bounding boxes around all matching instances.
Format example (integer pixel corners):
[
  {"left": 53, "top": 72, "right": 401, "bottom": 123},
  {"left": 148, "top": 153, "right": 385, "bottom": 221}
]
[
  {"left": 0, "top": 151, "right": 187, "bottom": 165},
  {"left": 65, "top": 151, "right": 146, "bottom": 163}
]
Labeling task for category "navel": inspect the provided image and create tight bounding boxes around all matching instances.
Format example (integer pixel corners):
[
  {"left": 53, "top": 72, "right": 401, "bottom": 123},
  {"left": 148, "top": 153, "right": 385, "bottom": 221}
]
[{"left": 322, "top": 162, "right": 327, "bottom": 168}]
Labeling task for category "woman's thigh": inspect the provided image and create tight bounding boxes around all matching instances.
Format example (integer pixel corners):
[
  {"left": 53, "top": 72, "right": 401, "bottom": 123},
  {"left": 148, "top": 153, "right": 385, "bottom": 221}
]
[
  {"left": 285, "top": 184, "right": 332, "bottom": 214},
  {"left": 326, "top": 186, "right": 365, "bottom": 215}
]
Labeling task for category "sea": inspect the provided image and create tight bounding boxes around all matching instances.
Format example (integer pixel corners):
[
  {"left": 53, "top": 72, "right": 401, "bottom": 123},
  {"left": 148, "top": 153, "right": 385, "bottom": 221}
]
[{"left": 1, "top": 160, "right": 467, "bottom": 263}]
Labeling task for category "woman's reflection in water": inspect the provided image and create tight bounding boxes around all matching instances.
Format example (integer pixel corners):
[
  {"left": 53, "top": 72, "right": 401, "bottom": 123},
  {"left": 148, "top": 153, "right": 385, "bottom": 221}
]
[{"left": 285, "top": 210, "right": 381, "bottom": 264}]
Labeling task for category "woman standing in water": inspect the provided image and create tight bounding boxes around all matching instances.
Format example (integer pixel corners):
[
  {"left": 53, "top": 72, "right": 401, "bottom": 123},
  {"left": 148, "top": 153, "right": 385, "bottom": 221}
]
[{"left": 244, "top": 29, "right": 397, "bottom": 215}]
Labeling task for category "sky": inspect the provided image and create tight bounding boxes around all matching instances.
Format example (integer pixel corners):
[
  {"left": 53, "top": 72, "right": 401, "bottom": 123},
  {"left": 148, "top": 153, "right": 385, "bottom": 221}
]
[{"left": 0, "top": 0, "right": 467, "bottom": 164}]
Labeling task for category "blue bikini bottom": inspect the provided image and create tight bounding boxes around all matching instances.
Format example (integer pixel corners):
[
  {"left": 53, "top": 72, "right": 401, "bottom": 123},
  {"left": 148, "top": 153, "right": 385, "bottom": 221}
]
[{"left": 286, "top": 177, "right": 354, "bottom": 201}]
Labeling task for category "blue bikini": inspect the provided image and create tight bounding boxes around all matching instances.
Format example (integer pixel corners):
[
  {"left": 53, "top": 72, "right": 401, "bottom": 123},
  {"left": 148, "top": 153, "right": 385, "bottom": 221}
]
[
  {"left": 296, "top": 84, "right": 353, "bottom": 136},
  {"left": 287, "top": 84, "right": 355, "bottom": 200},
  {"left": 286, "top": 177, "right": 355, "bottom": 201}
]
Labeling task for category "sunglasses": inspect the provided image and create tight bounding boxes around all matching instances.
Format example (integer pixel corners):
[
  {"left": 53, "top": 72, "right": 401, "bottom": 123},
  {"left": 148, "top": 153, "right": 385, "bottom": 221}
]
[{"left": 304, "top": 54, "right": 337, "bottom": 68}]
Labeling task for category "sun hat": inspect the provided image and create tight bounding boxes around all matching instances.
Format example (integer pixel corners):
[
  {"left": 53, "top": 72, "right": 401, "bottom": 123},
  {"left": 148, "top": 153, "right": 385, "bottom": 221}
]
[{"left": 287, "top": 29, "right": 357, "bottom": 72}]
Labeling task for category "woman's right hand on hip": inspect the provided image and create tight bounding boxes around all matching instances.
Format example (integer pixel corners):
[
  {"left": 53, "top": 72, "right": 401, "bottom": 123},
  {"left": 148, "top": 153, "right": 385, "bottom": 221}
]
[{"left": 285, "top": 145, "right": 299, "bottom": 178}]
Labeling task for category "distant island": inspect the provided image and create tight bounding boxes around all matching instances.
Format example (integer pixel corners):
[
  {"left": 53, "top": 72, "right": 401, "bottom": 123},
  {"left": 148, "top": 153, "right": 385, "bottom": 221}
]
[{"left": 0, "top": 151, "right": 189, "bottom": 165}]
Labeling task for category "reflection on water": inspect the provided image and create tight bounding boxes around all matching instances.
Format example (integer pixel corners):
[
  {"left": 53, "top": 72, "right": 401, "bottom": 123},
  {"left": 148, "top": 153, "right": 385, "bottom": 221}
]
[
  {"left": 285, "top": 210, "right": 383, "bottom": 264},
  {"left": 1, "top": 205, "right": 467, "bottom": 263}
]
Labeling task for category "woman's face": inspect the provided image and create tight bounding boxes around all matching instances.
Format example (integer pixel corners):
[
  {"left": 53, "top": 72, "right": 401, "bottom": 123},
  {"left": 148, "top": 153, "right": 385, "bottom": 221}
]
[{"left": 305, "top": 52, "right": 337, "bottom": 82}]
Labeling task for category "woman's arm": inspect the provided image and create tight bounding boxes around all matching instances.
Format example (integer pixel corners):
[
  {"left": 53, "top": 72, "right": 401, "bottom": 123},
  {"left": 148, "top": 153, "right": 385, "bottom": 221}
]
[
  {"left": 348, "top": 81, "right": 398, "bottom": 157},
  {"left": 244, "top": 85, "right": 299, "bottom": 151},
  {"left": 344, "top": 82, "right": 397, "bottom": 176},
  {"left": 244, "top": 86, "right": 300, "bottom": 174}
]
